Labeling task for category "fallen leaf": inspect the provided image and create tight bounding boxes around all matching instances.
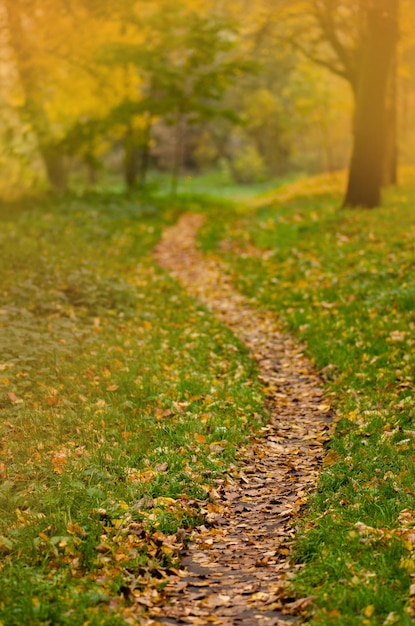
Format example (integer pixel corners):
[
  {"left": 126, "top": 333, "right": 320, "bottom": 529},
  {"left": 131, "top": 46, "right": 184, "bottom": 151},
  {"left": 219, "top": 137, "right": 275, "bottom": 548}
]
[
  {"left": 106, "top": 384, "right": 119, "bottom": 392},
  {"left": 52, "top": 452, "right": 67, "bottom": 474},
  {"left": 7, "top": 392, "right": 21, "bottom": 404},
  {"left": 323, "top": 449, "right": 340, "bottom": 467},
  {"left": 364, "top": 605, "right": 375, "bottom": 618}
]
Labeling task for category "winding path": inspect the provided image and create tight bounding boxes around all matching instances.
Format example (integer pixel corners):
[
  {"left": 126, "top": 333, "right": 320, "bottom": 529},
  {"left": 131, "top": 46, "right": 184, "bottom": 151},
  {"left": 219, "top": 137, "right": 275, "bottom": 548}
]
[{"left": 150, "top": 214, "right": 332, "bottom": 625}]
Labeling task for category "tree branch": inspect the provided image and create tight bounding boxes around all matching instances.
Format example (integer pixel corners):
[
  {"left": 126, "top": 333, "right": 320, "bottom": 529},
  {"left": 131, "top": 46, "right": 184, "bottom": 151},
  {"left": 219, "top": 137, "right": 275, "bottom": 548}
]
[
  {"left": 286, "top": 35, "right": 351, "bottom": 83},
  {"left": 311, "top": 0, "right": 359, "bottom": 86}
]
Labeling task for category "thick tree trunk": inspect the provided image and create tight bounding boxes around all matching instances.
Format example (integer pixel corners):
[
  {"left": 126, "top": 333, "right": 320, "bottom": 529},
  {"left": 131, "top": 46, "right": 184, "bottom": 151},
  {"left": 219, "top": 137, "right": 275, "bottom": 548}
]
[
  {"left": 383, "top": 52, "right": 398, "bottom": 186},
  {"left": 343, "top": 0, "right": 398, "bottom": 208},
  {"left": 41, "top": 143, "right": 68, "bottom": 192}
]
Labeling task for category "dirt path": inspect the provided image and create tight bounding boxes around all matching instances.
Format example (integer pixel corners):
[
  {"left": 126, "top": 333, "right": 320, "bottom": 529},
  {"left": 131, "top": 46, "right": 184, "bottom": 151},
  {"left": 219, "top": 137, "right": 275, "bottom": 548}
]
[{"left": 150, "top": 214, "right": 332, "bottom": 625}]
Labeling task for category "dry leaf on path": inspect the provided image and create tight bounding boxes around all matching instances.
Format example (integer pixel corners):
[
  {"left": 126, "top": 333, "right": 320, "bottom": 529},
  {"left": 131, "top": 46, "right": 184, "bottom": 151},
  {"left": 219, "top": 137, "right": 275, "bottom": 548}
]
[{"left": 150, "top": 214, "right": 333, "bottom": 625}]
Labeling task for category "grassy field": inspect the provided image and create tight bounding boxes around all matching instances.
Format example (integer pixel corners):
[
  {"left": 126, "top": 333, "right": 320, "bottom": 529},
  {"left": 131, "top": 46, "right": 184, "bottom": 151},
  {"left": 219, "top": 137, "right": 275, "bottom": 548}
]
[
  {"left": 89, "top": 169, "right": 301, "bottom": 202},
  {"left": 200, "top": 171, "right": 415, "bottom": 625},
  {"left": 3, "top": 172, "right": 415, "bottom": 625},
  {"left": 0, "top": 193, "right": 265, "bottom": 625}
]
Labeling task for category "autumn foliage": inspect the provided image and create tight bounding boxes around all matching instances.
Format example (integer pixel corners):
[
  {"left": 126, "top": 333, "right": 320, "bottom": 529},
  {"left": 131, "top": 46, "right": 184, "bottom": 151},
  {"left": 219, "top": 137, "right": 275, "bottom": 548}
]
[{"left": 1, "top": 0, "right": 415, "bottom": 206}]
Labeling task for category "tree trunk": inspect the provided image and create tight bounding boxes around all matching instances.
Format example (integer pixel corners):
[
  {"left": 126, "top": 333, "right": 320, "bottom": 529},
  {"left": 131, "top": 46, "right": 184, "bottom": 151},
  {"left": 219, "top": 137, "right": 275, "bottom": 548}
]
[
  {"left": 41, "top": 143, "right": 68, "bottom": 192},
  {"left": 383, "top": 51, "right": 398, "bottom": 186},
  {"left": 170, "top": 111, "right": 184, "bottom": 197},
  {"left": 343, "top": 0, "right": 398, "bottom": 208},
  {"left": 139, "top": 116, "right": 152, "bottom": 188},
  {"left": 124, "top": 125, "right": 140, "bottom": 190}
]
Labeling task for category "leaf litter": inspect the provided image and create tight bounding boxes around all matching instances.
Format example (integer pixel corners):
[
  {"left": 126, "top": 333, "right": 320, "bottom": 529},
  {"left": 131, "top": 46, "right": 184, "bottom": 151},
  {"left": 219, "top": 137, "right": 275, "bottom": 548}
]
[{"left": 150, "top": 214, "right": 333, "bottom": 625}]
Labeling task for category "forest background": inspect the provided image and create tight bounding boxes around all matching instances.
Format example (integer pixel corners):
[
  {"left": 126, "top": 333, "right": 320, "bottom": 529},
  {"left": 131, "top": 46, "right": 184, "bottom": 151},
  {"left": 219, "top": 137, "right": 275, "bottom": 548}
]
[{"left": 1, "top": 0, "right": 414, "bottom": 205}]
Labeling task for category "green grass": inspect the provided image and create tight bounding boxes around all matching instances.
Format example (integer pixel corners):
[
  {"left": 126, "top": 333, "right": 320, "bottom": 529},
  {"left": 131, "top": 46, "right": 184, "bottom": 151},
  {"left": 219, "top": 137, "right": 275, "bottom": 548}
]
[
  {"left": 104, "top": 168, "right": 301, "bottom": 201},
  {"left": 69, "top": 168, "right": 300, "bottom": 202},
  {"left": 4, "top": 172, "right": 415, "bottom": 625},
  {"left": 170, "top": 169, "right": 301, "bottom": 200},
  {"left": 0, "top": 191, "right": 266, "bottom": 625},
  {"left": 199, "top": 172, "right": 415, "bottom": 624}
]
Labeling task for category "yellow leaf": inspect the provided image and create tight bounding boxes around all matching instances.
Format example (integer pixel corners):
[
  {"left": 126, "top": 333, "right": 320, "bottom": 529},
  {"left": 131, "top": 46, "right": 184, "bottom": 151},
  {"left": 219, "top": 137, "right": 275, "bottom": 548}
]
[
  {"left": 400, "top": 558, "right": 415, "bottom": 572},
  {"left": 404, "top": 539, "right": 414, "bottom": 552},
  {"left": 323, "top": 449, "right": 340, "bottom": 466},
  {"left": 317, "top": 403, "right": 331, "bottom": 412},
  {"left": 106, "top": 384, "right": 119, "bottom": 392},
  {"left": 128, "top": 469, "right": 156, "bottom": 483},
  {"left": 111, "top": 519, "right": 124, "bottom": 529},
  {"left": 52, "top": 452, "right": 67, "bottom": 474},
  {"left": 153, "top": 497, "right": 176, "bottom": 507},
  {"left": 67, "top": 522, "right": 84, "bottom": 536},
  {"left": 364, "top": 605, "right": 375, "bottom": 618}
]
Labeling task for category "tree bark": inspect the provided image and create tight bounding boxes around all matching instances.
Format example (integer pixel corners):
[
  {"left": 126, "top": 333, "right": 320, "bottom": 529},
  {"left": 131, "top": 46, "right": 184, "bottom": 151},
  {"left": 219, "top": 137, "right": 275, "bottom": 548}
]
[
  {"left": 41, "top": 143, "right": 68, "bottom": 192},
  {"left": 383, "top": 50, "right": 398, "bottom": 186},
  {"left": 124, "top": 125, "right": 140, "bottom": 190},
  {"left": 343, "top": 0, "right": 398, "bottom": 208},
  {"left": 139, "top": 116, "right": 152, "bottom": 188},
  {"left": 170, "top": 111, "right": 184, "bottom": 197}
]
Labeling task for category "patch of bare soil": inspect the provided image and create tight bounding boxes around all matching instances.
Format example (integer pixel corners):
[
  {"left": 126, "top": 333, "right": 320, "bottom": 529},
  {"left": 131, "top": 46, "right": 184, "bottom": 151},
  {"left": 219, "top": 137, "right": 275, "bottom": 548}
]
[{"left": 150, "top": 214, "right": 333, "bottom": 625}]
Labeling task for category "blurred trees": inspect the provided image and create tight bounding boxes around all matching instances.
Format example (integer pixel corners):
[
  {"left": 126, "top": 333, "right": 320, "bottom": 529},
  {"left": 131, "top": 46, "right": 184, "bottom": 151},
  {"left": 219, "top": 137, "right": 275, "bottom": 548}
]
[
  {"left": 3, "top": 0, "right": 70, "bottom": 190},
  {"left": 343, "top": 0, "right": 399, "bottom": 207},
  {"left": 280, "top": 0, "right": 400, "bottom": 207},
  {"left": 97, "top": 1, "right": 251, "bottom": 192},
  {"left": 0, "top": 0, "right": 413, "bottom": 201},
  {"left": 1, "top": 0, "right": 122, "bottom": 191}
]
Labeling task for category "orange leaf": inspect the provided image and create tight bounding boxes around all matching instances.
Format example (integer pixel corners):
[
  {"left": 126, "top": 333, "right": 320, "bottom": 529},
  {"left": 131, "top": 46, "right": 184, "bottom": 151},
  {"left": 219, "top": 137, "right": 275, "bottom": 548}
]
[
  {"left": 7, "top": 392, "right": 21, "bottom": 404},
  {"left": 52, "top": 452, "right": 67, "bottom": 474},
  {"left": 323, "top": 449, "right": 340, "bottom": 467},
  {"left": 106, "top": 384, "right": 119, "bottom": 392}
]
